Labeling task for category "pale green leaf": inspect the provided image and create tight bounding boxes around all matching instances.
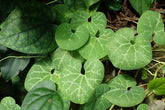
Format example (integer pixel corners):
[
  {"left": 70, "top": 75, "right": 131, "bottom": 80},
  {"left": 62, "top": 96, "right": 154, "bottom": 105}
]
[
  {"left": 60, "top": 59, "right": 104, "bottom": 104},
  {"left": 137, "top": 11, "right": 165, "bottom": 45},
  {"left": 55, "top": 23, "right": 89, "bottom": 50},
  {"left": 137, "top": 103, "right": 149, "bottom": 110},
  {"left": 79, "top": 29, "right": 114, "bottom": 59},
  {"left": 107, "top": 28, "right": 152, "bottom": 70},
  {"left": 24, "top": 58, "right": 60, "bottom": 91},
  {"left": 129, "top": 0, "right": 154, "bottom": 15},
  {"left": 22, "top": 81, "right": 70, "bottom": 110},
  {"left": 51, "top": 48, "right": 84, "bottom": 71},
  {"left": 148, "top": 77, "right": 165, "bottom": 95},
  {"left": 0, "top": 97, "right": 20, "bottom": 110},
  {"left": 0, "top": 1, "right": 57, "bottom": 54},
  {"left": 103, "top": 74, "right": 146, "bottom": 107}
]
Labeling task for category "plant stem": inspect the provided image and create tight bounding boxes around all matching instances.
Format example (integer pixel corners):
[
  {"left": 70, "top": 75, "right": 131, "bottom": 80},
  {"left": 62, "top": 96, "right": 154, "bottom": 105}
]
[
  {"left": 109, "top": 104, "right": 115, "bottom": 110},
  {"left": 154, "top": 64, "right": 165, "bottom": 79},
  {"left": 46, "top": 0, "right": 58, "bottom": 5},
  {"left": 152, "top": 59, "right": 165, "bottom": 64},
  {"left": 0, "top": 56, "right": 45, "bottom": 62},
  {"left": 143, "top": 67, "right": 154, "bottom": 76}
]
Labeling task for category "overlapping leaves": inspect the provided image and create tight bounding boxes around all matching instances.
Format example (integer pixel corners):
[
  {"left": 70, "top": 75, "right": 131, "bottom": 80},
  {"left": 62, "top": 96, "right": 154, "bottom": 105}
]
[{"left": 60, "top": 59, "right": 104, "bottom": 104}]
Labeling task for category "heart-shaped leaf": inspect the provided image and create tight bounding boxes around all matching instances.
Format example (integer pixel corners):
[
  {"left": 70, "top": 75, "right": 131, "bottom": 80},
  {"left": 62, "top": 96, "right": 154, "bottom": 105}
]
[
  {"left": 137, "top": 11, "right": 165, "bottom": 45},
  {"left": 79, "top": 84, "right": 112, "bottom": 110},
  {"left": 0, "top": 1, "right": 57, "bottom": 54},
  {"left": 51, "top": 48, "right": 84, "bottom": 71},
  {"left": 55, "top": 23, "right": 89, "bottom": 50},
  {"left": 25, "top": 48, "right": 83, "bottom": 91},
  {"left": 71, "top": 11, "right": 107, "bottom": 35},
  {"left": 107, "top": 28, "right": 152, "bottom": 70},
  {"left": 137, "top": 103, "right": 149, "bottom": 110},
  {"left": 1, "top": 56, "right": 30, "bottom": 80},
  {"left": 103, "top": 74, "right": 146, "bottom": 107},
  {"left": 147, "top": 78, "right": 165, "bottom": 95},
  {"left": 24, "top": 58, "right": 60, "bottom": 91},
  {"left": 0, "top": 97, "right": 20, "bottom": 110},
  {"left": 79, "top": 29, "right": 114, "bottom": 59},
  {"left": 60, "top": 59, "right": 104, "bottom": 104},
  {"left": 51, "top": 4, "right": 73, "bottom": 24},
  {"left": 22, "top": 80, "right": 70, "bottom": 110},
  {"left": 129, "top": 0, "right": 154, "bottom": 15}
]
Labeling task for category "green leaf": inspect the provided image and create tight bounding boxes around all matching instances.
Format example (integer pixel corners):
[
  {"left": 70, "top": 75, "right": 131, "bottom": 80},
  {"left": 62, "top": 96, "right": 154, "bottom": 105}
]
[
  {"left": 21, "top": 81, "right": 70, "bottom": 110},
  {"left": 60, "top": 59, "right": 104, "bottom": 104},
  {"left": 148, "top": 78, "right": 165, "bottom": 95},
  {"left": 137, "top": 11, "right": 165, "bottom": 45},
  {"left": 55, "top": 23, "right": 89, "bottom": 50},
  {"left": 103, "top": 0, "right": 122, "bottom": 11},
  {"left": 137, "top": 103, "right": 149, "bottom": 110},
  {"left": 79, "top": 29, "right": 114, "bottom": 59},
  {"left": 0, "top": 1, "right": 57, "bottom": 54},
  {"left": 79, "top": 84, "right": 112, "bottom": 110},
  {"left": 103, "top": 74, "right": 146, "bottom": 107},
  {"left": 71, "top": 11, "right": 107, "bottom": 35},
  {"left": 25, "top": 48, "right": 83, "bottom": 91},
  {"left": 1, "top": 56, "right": 30, "bottom": 80},
  {"left": 0, "top": 97, "right": 20, "bottom": 110},
  {"left": 24, "top": 58, "right": 60, "bottom": 91},
  {"left": 83, "top": 0, "right": 100, "bottom": 9},
  {"left": 141, "top": 69, "right": 148, "bottom": 80},
  {"left": 129, "top": 0, "right": 154, "bottom": 15},
  {"left": 107, "top": 28, "right": 152, "bottom": 70},
  {"left": 51, "top": 48, "right": 84, "bottom": 71},
  {"left": 51, "top": 4, "right": 73, "bottom": 24}
]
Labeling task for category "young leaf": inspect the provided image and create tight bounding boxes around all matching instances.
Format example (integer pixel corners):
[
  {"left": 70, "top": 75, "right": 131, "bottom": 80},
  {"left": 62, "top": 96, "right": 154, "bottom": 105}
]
[
  {"left": 0, "top": 97, "right": 20, "bottom": 110},
  {"left": 60, "top": 59, "right": 104, "bottom": 104},
  {"left": 79, "top": 84, "right": 112, "bottom": 110},
  {"left": 107, "top": 28, "right": 152, "bottom": 70},
  {"left": 137, "top": 11, "right": 165, "bottom": 45},
  {"left": 103, "top": 74, "right": 146, "bottom": 107},
  {"left": 0, "top": 1, "right": 57, "bottom": 54},
  {"left": 137, "top": 103, "right": 149, "bottom": 110},
  {"left": 51, "top": 48, "right": 84, "bottom": 71},
  {"left": 71, "top": 11, "right": 107, "bottom": 35},
  {"left": 24, "top": 58, "right": 60, "bottom": 91},
  {"left": 55, "top": 23, "right": 89, "bottom": 50},
  {"left": 1, "top": 56, "right": 30, "bottom": 80},
  {"left": 79, "top": 29, "right": 114, "bottom": 59},
  {"left": 147, "top": 78, "right": 165, "bottom": 95},
  {"left": 129, "top": 0, "right": 154, "bottom": 15},
  {"left": 22, "top": 81, "right": 70, "bottom": 110}
]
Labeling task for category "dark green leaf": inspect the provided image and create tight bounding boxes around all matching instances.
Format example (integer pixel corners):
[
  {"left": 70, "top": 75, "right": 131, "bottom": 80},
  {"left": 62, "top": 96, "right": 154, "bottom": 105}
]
[
  {"left": 83, "top": 0, "right": 100, "bottom": 9},
  {"left": 103, "top": 0, "right": 122, "bottom": 11},
  {"left": 129, "top": 0, "right": 154, "bottom": 15},
  {"left": 148, "top": 78, "right": 165, "bottom": 95},
  {"left": 22, "top": 80, "right": 70, "bottom": 110},
  {"left": 103, "top": 74, "right": 146, "bottom": 107},
  {"left": 1, "top": 56, "right": 30, "bottom": 80},
  {"left": 0, "top": 1, "right": 57, "bottom": 54}
]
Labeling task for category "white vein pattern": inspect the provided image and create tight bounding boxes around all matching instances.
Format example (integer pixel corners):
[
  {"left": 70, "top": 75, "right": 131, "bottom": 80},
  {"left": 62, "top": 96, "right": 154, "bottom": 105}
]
[
  {"left": 103, "top": 74, "right": 145, "bottom": 107},
  {"left": 107, "top": 28, "right": 152, "bottom": 70},
  {"left": 60, "top": 59, "right": 104, "bottom": 104}
]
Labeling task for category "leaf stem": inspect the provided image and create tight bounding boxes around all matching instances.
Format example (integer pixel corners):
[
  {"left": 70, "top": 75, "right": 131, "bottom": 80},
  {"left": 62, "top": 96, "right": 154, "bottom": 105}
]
[
  {"left": 154, "top": 64, "right": 165, "bottom": 79},
  {"left": 143, "top": 67, "right": 154, "bottom": 76},
  {"left": 46, "top": 0, "right": 58, "bottom": 5},
  {"left": 109, "top": 104, "right": 115, "bottom": 110},
  {"left": 152, "top": 59, "right": 165, "bottom": 64},
  {"left": 0, "top": 56, "right": 45, "bottom": 62}
]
